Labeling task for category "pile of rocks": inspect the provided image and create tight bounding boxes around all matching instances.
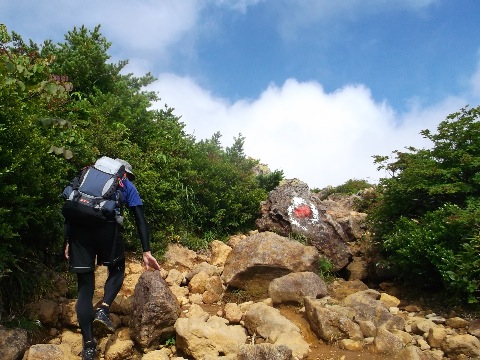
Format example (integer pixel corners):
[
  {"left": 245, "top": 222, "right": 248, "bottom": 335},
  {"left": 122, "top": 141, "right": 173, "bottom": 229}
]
[{"left": 2, "top": 231, "right": 479, "bottom": 360}]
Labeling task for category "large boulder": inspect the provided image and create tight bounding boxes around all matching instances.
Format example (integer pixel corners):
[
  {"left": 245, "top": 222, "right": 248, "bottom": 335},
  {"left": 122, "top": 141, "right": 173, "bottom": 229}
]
[
  {"left": 342, "top": 289, "right": 405, "bottom": 330},
  {"left": 242, "top": 302, "right": 310, "bottom": 359},
  {"left": 238, "top": 343, "right": 293, "bottom": 360},
  {"left": 130, "top": 271, "right": 181, "bottom": 350},
  {"left": 221, "top": 231, "right": 319, "bottom": 296},
  {"left": 373, "top": 326, "right": 406, "bottom": 354},
  {"left": 0, "top": 326, "right": 28, "bottom": 360},
  {"left": 175, "top": 316, "right": 247, "bottom": 360},
  {"left": 28, "top": 299, "right": 61, "bottom": 327},
  {"left": 441, "top": 334, "right": 480, "bottom": 359},
  {"left": 268, "top": 271, "right": 327, "bottom": 305},
  {"left": 318, "top": 194, "right": 368, "bottom": 241},
  {"left": 256, "top": 180, "right": 352, "bottom": 271},
  {"left": 22, "top": 344, "right": 67, "bottom": 360},
  {"left": 304, "top": 297, "right": 363, "bottom": 343}
]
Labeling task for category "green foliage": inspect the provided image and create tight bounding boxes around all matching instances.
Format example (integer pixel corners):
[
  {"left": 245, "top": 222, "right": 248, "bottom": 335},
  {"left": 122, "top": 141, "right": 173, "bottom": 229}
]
[
  {"left": 183, "top": 133, "right": 268, "bottom": 238},
  {"left": 257, "top": 169, "right": 284, "bottom": 192},
  {"left": 289, "top": 232, "right": 309, "bottom": 245},
  {"left": 41, "top": 25, "right": 119, "bottom": 96},
  {"left": 0, "top": 24, "right": 276, "bottom": 320},
  {"left": 164, "top": 336, "right": 176, "bottom": 347},
  {"left": 314, "top": 178, "right": 373, "bottom": 199},
  {"left": 0, "top": 24, "right": 72, "bottom": 316},
  {"left": 318, "top": 257, "right": 334, "bottom": 281},
  {"left": 370, "top": 106, "right": 480, "bottom": 303},
  {"left": 4, "top": 317, "right": 42, "bottom": 332}
]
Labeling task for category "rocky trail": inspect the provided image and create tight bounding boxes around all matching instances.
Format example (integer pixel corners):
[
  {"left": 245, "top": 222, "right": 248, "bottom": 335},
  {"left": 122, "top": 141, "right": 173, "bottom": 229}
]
[
  {"left": 2, "top": 180, "right": 480, "bottom": 359},
  {"left": 7, "top": 236, "right": 478, "bottom": 360}
]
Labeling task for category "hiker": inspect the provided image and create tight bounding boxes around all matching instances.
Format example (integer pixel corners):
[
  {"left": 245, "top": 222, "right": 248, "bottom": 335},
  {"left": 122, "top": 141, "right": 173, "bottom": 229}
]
[{"left": 63, "top": 157, "right": 161, "bottom": 360}]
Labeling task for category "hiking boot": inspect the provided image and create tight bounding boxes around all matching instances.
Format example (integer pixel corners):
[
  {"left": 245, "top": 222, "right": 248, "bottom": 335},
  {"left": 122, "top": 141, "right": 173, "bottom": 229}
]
[
  {"left": 93, "top": 307, "right": 115, "bottom": 336},
  {"left": 81, "top": 340, "right": 97, "bottom": 360}
]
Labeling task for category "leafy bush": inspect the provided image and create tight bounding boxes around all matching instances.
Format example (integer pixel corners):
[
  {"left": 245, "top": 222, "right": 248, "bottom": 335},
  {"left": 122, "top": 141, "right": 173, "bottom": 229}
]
[
  {"left": 314, "top": 178, "right": 372, "bottom": 199},
  {"left": 382, "top": 202, "right": 480, "bottom": 301},
  {"left": 257, "top": 169, "right": 284, "bottom": 192},
  {"left": 0, "top": 25, "right": 72, "bottom": 315},
  {"left": 370, "top": 106, "right": 480, "bottom": 303},
  {"left": 0, "top": 24, "right": 275, "bottom": 319}
]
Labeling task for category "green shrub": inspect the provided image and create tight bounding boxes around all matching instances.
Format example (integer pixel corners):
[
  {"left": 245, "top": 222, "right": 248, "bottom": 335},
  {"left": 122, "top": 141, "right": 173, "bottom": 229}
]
[
  {"left": 314, "top": 178, "right": 373, "bottom": 199},
  {"left": 383, "top": 203, "right": 480, "bottom": 302},
  {"left": 0, "top": 24, "right": 279, "bottom": 322},
  {"left": 257, "top": 169, "right": 284, "bottom": 192},
  {"left": 318, "top": 257, "right": 334, "bottom": 281},
  {"left": 370, "top": 106, "right": 480, "bottom": 303}
]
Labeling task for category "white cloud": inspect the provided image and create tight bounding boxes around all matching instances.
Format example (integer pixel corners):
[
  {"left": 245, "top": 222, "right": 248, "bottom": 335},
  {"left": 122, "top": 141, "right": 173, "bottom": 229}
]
[
  {"left": 4, "top": 0, "right": 473, "bottom": 189},
  {"left": 3, "top": 0, "right": 203, "bottom": 63},
  {"left": 149, "top": 74, "right": 465, "bottom": 189},
  {"left": 212, "top": 0, "right": 266, "bottom": 13},
  {"left": 102, "top": 1, "right": 201, "bottom": 52}
]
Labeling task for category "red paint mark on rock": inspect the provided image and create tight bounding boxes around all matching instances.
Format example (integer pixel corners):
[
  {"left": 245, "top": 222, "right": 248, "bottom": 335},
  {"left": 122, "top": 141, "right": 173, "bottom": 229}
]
[{"left": 294, "top": 205, "right": 311, "bottom": 218}]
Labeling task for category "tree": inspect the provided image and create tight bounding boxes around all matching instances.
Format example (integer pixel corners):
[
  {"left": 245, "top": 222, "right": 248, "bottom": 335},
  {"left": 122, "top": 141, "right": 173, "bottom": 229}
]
[
  {"left": 41, "top": 25, "right": 121, "bottom": 96},
  {"left": 184, "top": 133, "right": 267, "bottom": 242},
  {"left": 0, "top": 25, "right": 73, "bottom": 313},
  {"left": 257, "top": 169, "right": 284, "bottom": 192},
  {"left": 0, "top": 24, "right": 277, "bottom": 321},
  {"left": 370, "top": 106, "right": 480, "bottom": 302}
]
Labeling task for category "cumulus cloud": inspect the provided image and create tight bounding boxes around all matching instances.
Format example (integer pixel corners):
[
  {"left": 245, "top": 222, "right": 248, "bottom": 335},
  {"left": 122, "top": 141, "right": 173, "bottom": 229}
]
[
  {"left": 149, "top": 74, "right": 466, "bottom": 188},
  {"left": 103, "top": 1, "right": 201, "bottom": 52},
  {"left": 3, "top": 0, "right": 474, "bottom": 189},
  {"left": 3, "top": 0, "right": 202, "bottom": 63}
]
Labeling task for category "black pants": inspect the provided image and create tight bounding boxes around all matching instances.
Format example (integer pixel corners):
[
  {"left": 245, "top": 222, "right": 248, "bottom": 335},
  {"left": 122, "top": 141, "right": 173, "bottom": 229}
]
[
  {"left": 68, "top": 222, "right": 125, "bottom": 272},
  {"left": 76, "top": 259, "right": 125, "bottom": 342},
  {"left": 68, "top": 222, "right": 125, "bottom": 341}
]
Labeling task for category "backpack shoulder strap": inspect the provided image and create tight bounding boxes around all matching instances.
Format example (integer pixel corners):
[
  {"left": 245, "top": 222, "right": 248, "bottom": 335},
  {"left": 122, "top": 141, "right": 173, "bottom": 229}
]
[{"left": 72, "top": 165, "right": 91, "bottom": 190}]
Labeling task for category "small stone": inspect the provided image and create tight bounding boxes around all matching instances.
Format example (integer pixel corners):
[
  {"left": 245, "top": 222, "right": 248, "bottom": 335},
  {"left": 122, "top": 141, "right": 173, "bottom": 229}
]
[
  {"left": 404, "top": 305, "right": 421, "bottom": 312},
  {"left": 389, "top": 306, "right": 399, "bottom": 315},
  {"left": 417, "top": 338, "right": 431, "bottom": 350},
  {"left": 428, "top": 316, "right": 446, "bottom": 324},
  {"left": 363, "top": 337, "right": 375, "bottom": 345},
  {"left": 338, "top": 339, "right": 363, "bottom": 351},
  {"left": 445, "top": 317, "right": 469, "bottom": 329}
]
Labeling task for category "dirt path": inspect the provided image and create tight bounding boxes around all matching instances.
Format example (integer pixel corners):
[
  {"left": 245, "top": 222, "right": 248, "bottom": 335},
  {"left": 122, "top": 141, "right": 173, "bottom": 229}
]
[
  {"left": 195, "top": 302, "right": 396, "bottom": 360},
  {"left": 277, "top": 305, "right": 395, "bottom": 360}
]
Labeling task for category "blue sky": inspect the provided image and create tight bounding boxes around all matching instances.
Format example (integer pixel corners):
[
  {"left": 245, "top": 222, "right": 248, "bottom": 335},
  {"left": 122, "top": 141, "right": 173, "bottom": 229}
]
[{"left": 3, "top": 1, "right": 480, "bottom": 188}]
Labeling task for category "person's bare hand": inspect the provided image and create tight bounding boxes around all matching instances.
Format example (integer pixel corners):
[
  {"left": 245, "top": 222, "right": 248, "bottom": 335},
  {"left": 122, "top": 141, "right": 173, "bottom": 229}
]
[
  {"left": 143, "top": 251, "right": 161, "bottom": 271},
  {"left": 64, "top": 242, "right": 69, "bottom": 260}
]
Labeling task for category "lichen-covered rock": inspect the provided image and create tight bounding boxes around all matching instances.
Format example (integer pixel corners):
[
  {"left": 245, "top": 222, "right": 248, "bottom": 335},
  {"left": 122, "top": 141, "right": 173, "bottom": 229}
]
[
  {"left": 374, "top": 326, "right": 405, "bottom": 354},
  {"left": 238, "top": 343, "right": 293, "bottom": 360},
  {"left": 23, "top": 344, "right": 67, "bottom": 360},
  {"left": 342, "top": 289, "right": 405, "bottom": 330}
]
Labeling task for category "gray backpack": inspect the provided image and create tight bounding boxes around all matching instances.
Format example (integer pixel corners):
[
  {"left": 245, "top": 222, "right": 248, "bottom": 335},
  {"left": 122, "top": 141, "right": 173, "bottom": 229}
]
[{"left": 62, "top": 157, "right": 125, "bottom": 227}]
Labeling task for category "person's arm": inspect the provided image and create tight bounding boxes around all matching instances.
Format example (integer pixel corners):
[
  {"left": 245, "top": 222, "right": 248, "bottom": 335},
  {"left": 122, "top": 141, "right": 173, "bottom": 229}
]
[
  {"left": 63, "top": 221, "right": 70, "bottom": 259},
  {"left": 130, "top": 205, "right": 161, "bottom": 270}
]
